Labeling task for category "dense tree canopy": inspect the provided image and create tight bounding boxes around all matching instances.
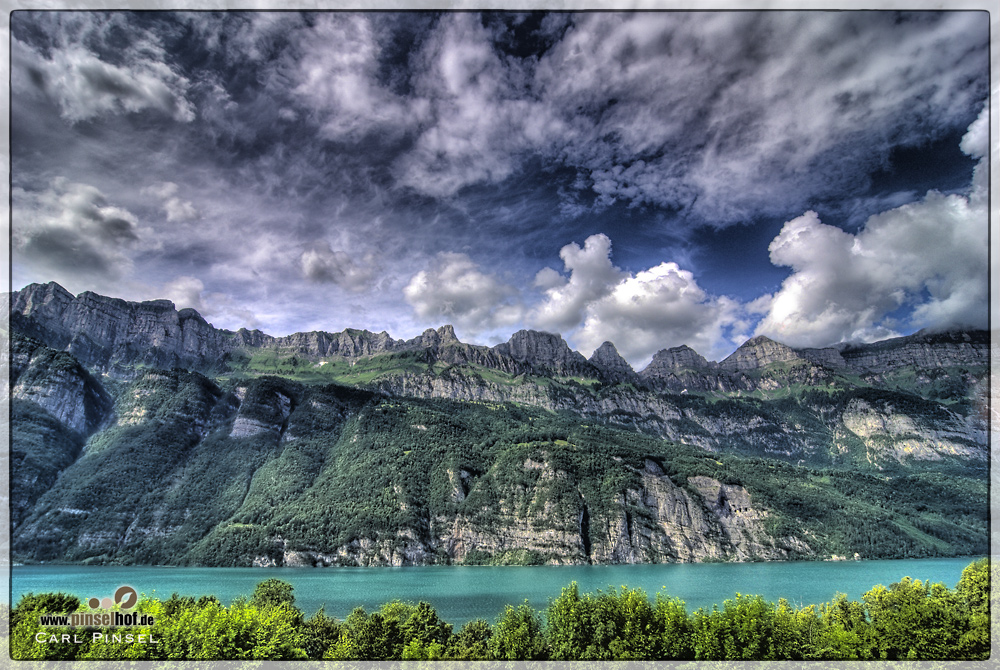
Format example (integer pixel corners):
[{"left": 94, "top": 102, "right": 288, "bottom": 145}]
[{"left": 9, "top": 561, "right": 990, "bottom": 661}]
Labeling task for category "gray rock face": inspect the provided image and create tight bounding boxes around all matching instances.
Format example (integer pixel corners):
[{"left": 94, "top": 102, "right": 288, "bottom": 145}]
[
  {"left": 645, "top": 345, "right": 712, "bottom": 372},
  {"left": 11, "top": 282, "right": 230, "bottom": 372},
  {"left": 798, "top": 347, "right": 847, "bottom": 368},
  {"left": 280, "top": 461, "right": 810, "bottom": 567},
  {"left": 588, "top": 342, "right": 638, "bottom": 384},
  {"left": 719, "top": 336, "right": 802, "bottom": 371},
  {"left": 229, "top": 382, "right": 294, "bottom": 439},
  {"left": 840, "top": 330, "right": 989, "bottom": 372},
  {"left": 640, "top": 346, "right": 747, "bottom": 393},
  {"left": 11, "top": 334, "right": 113, "bottom": 436},
  {"left": 493, "top": 329, "right": 599, "bottom": 377}
]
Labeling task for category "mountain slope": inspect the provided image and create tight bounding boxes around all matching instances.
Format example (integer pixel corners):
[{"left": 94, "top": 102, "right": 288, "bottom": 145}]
[
  {"left": 11, "top": 370, "right": 986, "bottom": 566},
  {"left": 7, "top": 282, "right": 989, "bottom": 566}
]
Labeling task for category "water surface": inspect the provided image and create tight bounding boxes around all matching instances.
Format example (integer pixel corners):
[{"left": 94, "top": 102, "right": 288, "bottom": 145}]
[{"left": 10, "top": 557, "right": 981, "bottom": 625}]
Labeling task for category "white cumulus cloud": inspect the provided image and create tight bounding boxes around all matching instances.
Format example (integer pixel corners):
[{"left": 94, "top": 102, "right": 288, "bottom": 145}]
[
  {"left": 754, "top": 108, "right": 988, "bottom": 347},
  {"left": 531, "top": 234, "right": 743, "bottom": 365},
  {"left": 531, "top": 234, "right": 624, "bottom": 333},
  {"left": 404, "top": 252, "right": 523, "bottom": 337}
]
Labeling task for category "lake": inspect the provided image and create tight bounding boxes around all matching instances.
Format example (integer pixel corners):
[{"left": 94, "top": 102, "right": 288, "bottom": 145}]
[{"left": 9, "top": 557, "right": 982, "bottom": 625}]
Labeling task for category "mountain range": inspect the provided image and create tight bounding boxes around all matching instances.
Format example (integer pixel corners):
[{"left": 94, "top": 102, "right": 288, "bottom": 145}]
[{"left": 7, "top": 282, "right": 989, "bottom": 567}]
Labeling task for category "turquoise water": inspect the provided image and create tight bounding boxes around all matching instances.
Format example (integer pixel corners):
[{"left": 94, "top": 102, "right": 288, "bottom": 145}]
[{"left": 10, "top": 557, "right": 981, "bottom": 625}]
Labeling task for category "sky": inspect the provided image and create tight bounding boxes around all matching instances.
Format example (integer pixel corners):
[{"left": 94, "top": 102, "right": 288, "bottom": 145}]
[{"left": 9, "top": 10, "right": 991, "bottom": 368}]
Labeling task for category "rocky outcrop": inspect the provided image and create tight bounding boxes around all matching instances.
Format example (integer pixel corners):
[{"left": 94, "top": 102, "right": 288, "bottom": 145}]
[
  {"left": 589, "top": 342, "right": 639, "bottom": 384},
  {"left": 493, "top": 330, "right": 600, "bottom": 378},
  {"left": 840, "top": 398, "right": 986, "bottom": 465},
  {"left": 719, "top": 336, "right": 803, "bottom": 371},
  {"left": 581, "top": 463, "right": 802, "bottom": 564},
  {"left": 229, "top": 379, "right": 295, "bottom": 439},
  {"left": 798, "top": 347, "right": 847, "bottom": 369},
  {"left": 840, "top": 329, "right": 989, "bottom": 372},
  {"left": 11, "top": 282, "right": 230, "bottom": 373},
  {"left": 269, "top": 458, "right": 811, "bottom": 567},
  {"left": 640, "top": 346, "right": 746, "bottom": 393},
  {"left": 646, "top": 345, "right": 712, "bottom": 372},
  {"left": 10, "top": 334, "right": 113, "bottom": 436}
]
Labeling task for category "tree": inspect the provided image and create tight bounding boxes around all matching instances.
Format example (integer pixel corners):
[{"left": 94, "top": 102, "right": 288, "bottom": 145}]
[
  {"left": 655, "top": 592, "right": 694, "bottom": 659},
  {"left": 446, "top": 619, "right": 492, "bottom": 660},
  {"left": 863, "top": 577, "right": 965, "bottom": 660},
  {"left": 401, "top": 601, "right": 452, "bottom": 648},
  {"left": 250, "top": 579, "right": 296, "bottom": 610},
  {"left": 301, "top": 607, "right": 341, "bottom": 659},
  {"left": 954, "top": 558, "right": 990, "bottom": 660},
  {"left": 489, "top": 601, "right": 547, "bottom": 660}
]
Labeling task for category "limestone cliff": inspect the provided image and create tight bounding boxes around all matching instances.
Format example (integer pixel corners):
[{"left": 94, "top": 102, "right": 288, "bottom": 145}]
[
  {"left": 11, "top": 333, "right": 113, "bottom": 436},
  {"left": 262, "top": 456, "right": 811, "bottom": 567},
  {"left": 493, "top": 329, "right": 600, "bottom": 378}
]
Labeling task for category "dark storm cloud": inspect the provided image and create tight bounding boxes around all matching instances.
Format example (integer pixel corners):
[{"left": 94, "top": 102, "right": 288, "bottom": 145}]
[
  {"left": 9, "top": 10, "right": 991, "bottom": 357},
  {"left": 12, "top": 179, "right": 141, "bottom": 289},
  {"left": 300, "top": 241, "right": 378, "bottom": 291},
  {"left": 12, "top": 13, "right": 195, "bottom": 123}
]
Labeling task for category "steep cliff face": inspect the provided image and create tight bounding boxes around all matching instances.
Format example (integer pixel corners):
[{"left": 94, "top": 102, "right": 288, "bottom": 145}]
[
  {"left": 11, "top": 283, "right": 230, "bottom": 372},
  {"left": 720, "top": 336, "right": 804, "bottom": 371},
  {"left": 640, "top": 346, "right": 745, "bottom": 393},
  {"left": 840, "top": 329, "right": 989, "bottom": 372},
  {"left": 229, "top": 379, "right": 297, "bottom": 439},
  {"left": 12, "top": 284, "right": 601, "bottom": 379},
  {"left": 264, "top": 453, "right": 812, "bottom": 568},
  {"left": 840, "top": 397, "right": 985, "bottom": 465},
  {"left": 367, "top": 364, "right": 989, "bottom": 468},
  {"left": 10, "top": 399, "right": 84, "bottom": 530},
  {"left": 493, "top": 330, "right": 600, "bottom": 378},
  {"left": 11, "top": 334, "right": 114, "bottom": 436}
]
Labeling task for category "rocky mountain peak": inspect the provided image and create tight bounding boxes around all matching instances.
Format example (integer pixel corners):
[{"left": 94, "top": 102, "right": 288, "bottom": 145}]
[
  {"left": 178, "top": 308, "right": 208, "bottom": 324},
  {"left": 436, "top": 324, "right": 459, "bottom": 343},
  {"left": 12, "top": 281, "right": 74, "bottom": 321},
  {"left": 588, "top": 341, "right": 637, "bottom": 383},
  {"left": 498, "top": 330, "right": 572, "bottom": 361},
  {"left": 719, "top": 335, "right": 801, "bottom": 371},
  {"left": 493, "top": 329, "right": 595, "bottom": 377},
  {"left": 643, "top": 345, "right": 712, "bottom": 374},
  {"left": 590, "top": 341, "right": 624, "bottom": 366},
  {"left": 417, "top": 328, "right": 443, "bottom": 348}
]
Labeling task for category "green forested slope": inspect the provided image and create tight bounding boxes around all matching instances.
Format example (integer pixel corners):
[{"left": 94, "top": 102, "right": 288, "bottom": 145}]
[{"left": 11, "top": 369, "right": 987, "bottom": 566}]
